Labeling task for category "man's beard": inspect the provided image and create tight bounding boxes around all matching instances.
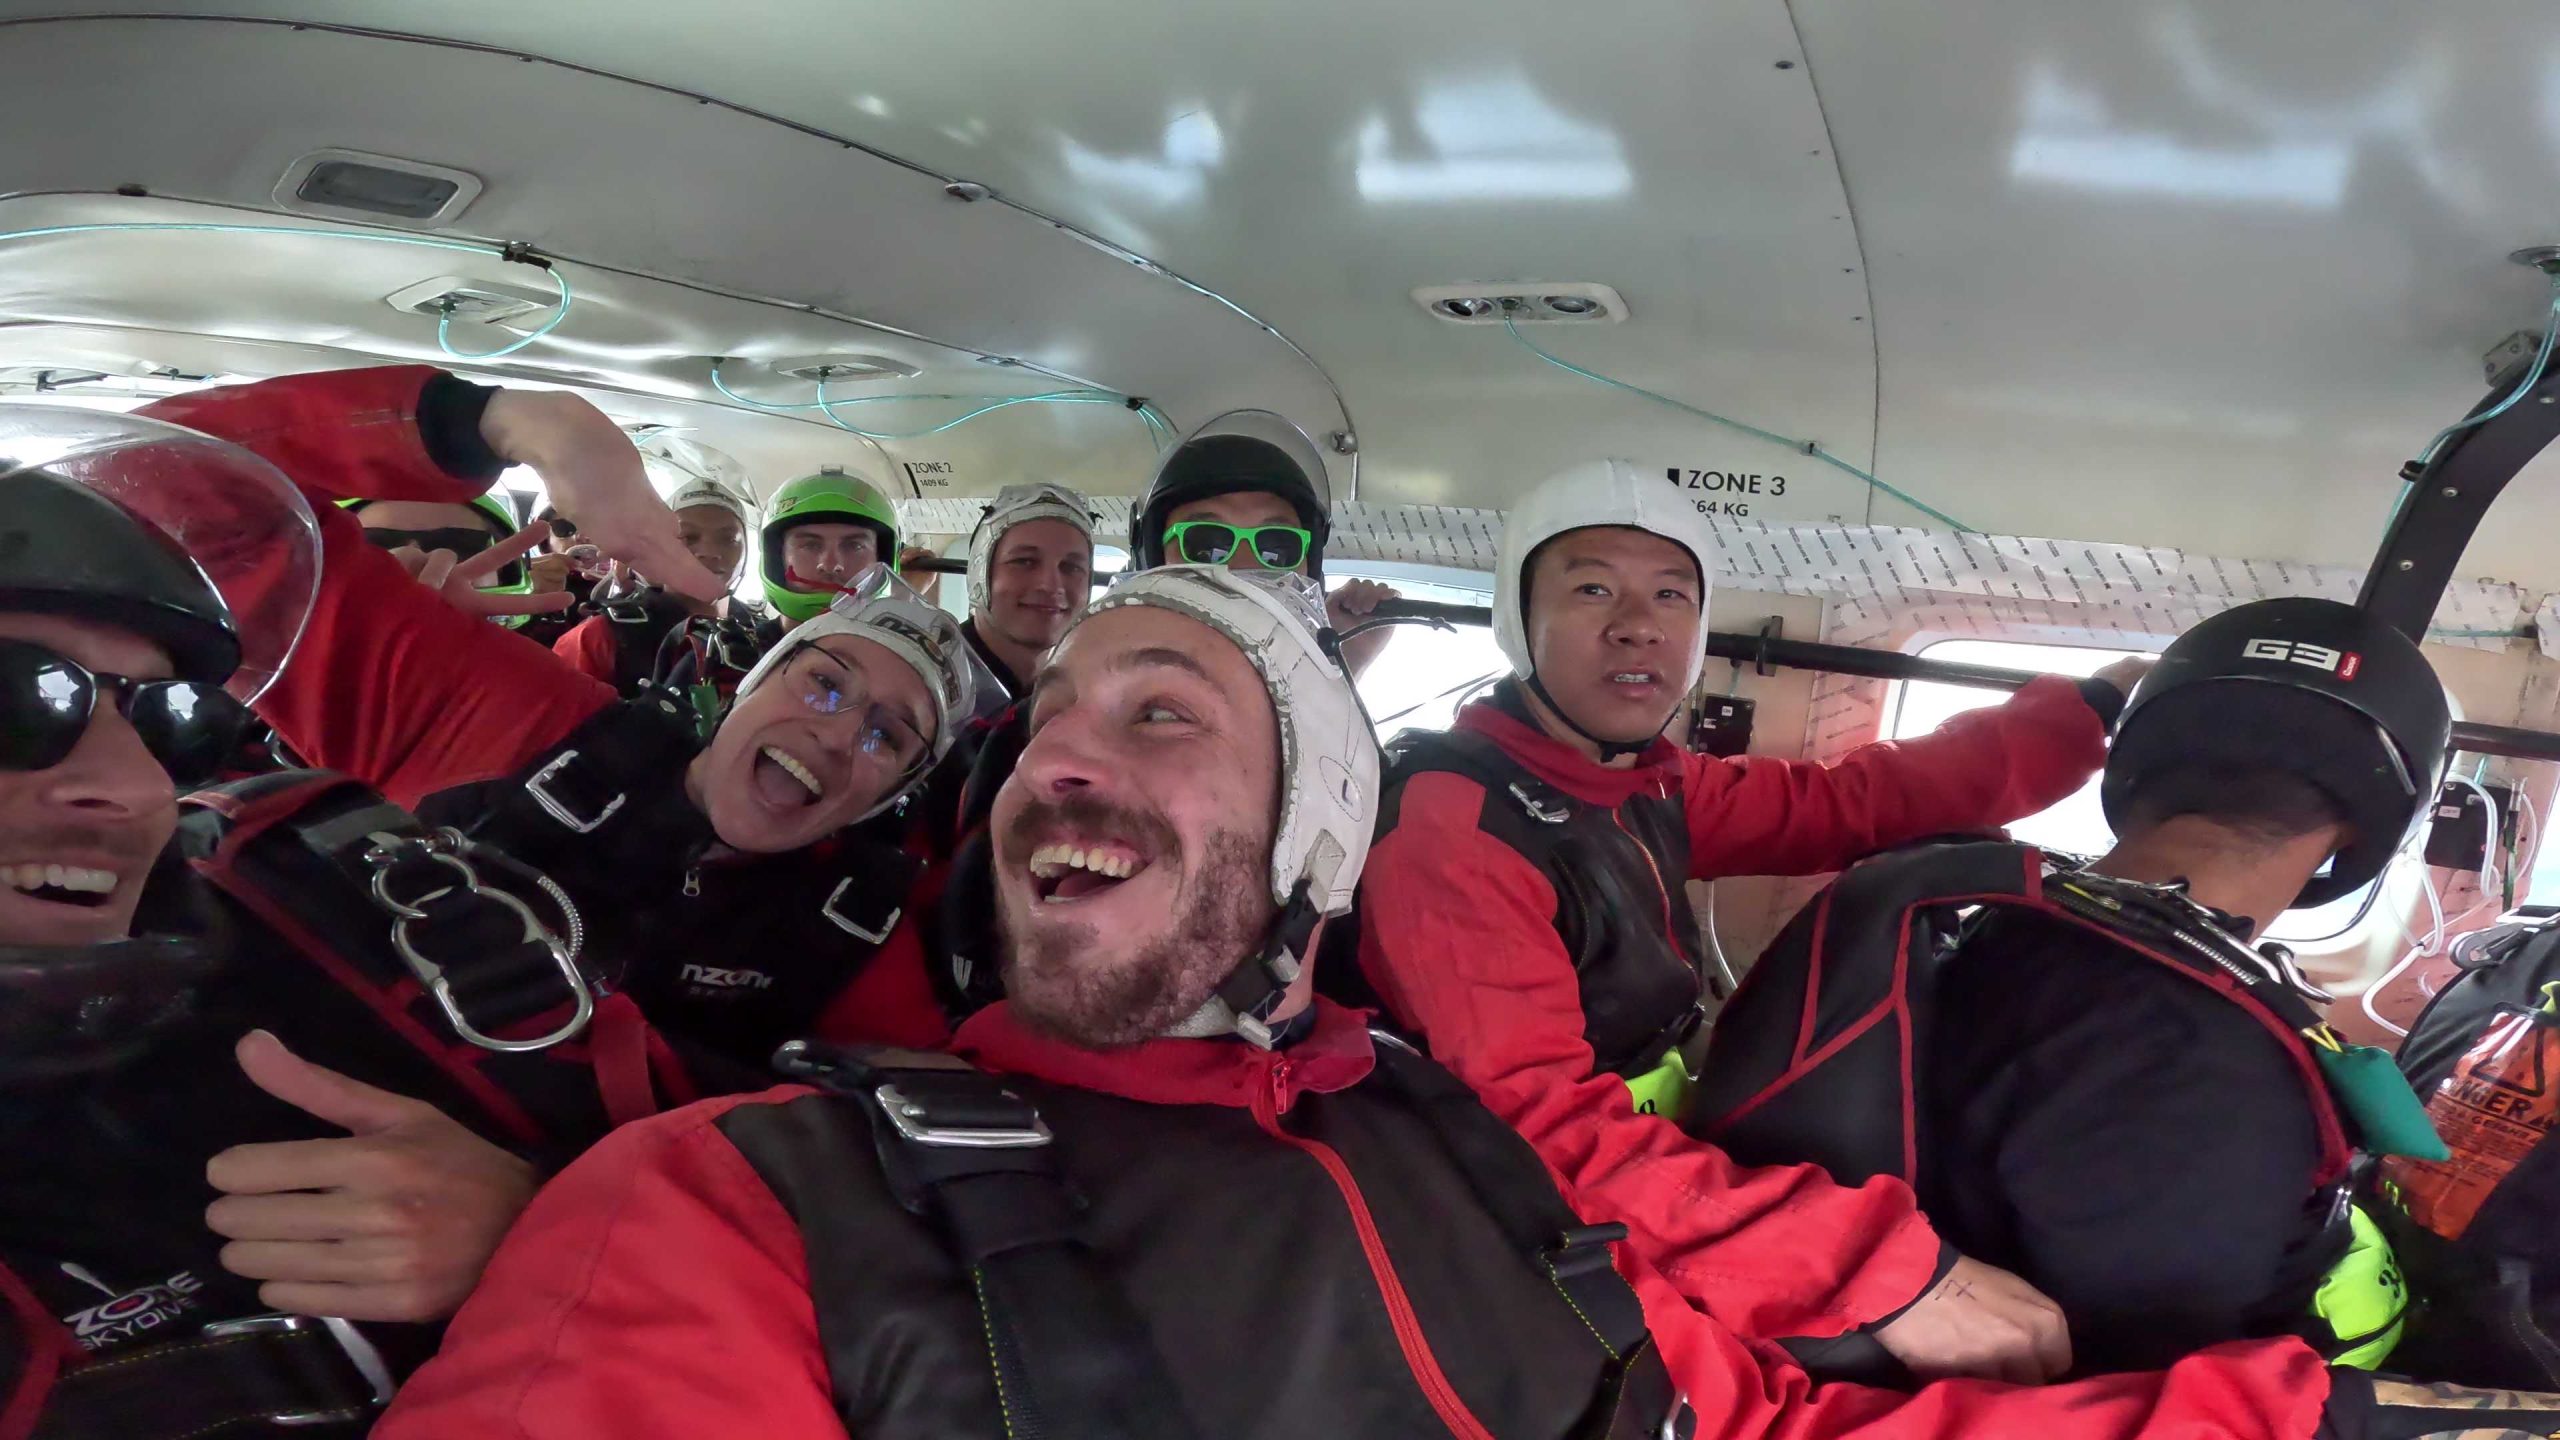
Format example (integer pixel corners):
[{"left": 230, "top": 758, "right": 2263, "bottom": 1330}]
[{"left": 997, "top": 798, "right": 1273, "bottom": 1048}]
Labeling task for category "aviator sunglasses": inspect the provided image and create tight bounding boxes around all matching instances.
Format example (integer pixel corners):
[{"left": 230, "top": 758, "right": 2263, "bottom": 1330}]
[
  {"left": 1161, "top": 520, "right": 1313, "bottom": 571},
  {"left": 0, "top": 639, "right": 251, "bottom": 787}
]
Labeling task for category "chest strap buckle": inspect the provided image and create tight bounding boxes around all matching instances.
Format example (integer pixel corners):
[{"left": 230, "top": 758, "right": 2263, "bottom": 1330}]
[
  {"left": 822, "top": 877, "right": 902, "bottom": 945},
  {"left": 524, "top": 749, "right": 627, "bottom": 834},
  {"left": 876, "top": 1078, "right": 1054, "bottom": 1149}
]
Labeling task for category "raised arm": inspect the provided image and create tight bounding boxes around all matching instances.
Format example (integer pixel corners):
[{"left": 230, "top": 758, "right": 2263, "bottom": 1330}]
[{"left": 1683, "top": 674, "right": 2120, "bottom": 878}]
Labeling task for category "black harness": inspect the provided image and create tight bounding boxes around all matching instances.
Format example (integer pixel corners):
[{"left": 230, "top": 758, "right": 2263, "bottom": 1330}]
[
  {"left": 7, "top": 771, "right": 687, "bottom": 1440},
  {"left": 422, "top": 697, "right": 923, "bottom": 1066},
  {"left": 1327, "top": 729, "right": 1709, "bottom": 1082},
  {"left": 764, "top": 1037, "right": 1690, "bottom": 1440}
]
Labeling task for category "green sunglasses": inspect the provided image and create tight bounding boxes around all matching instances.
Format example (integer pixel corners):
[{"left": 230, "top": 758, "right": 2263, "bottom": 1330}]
[{"left": 1162, "top": 519, "right": 1313, "bottom": 571}]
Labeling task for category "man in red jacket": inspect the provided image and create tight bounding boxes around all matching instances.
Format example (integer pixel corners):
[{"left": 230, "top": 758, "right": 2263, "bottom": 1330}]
[
  {"left": 373, "top": 563, "right": 2539, "bottom": 1440},
  {"left": 142, "top": 368, "right": 972, "bottom": 1064},
  {"left": 1357, "top": 458, "right": 2150, "bottom": 1384}
]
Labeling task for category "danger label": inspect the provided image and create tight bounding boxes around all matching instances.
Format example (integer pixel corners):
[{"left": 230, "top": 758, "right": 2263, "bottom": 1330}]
[{"left": 2381, "top": 1009, "right": 2558, "bottom": 1241}]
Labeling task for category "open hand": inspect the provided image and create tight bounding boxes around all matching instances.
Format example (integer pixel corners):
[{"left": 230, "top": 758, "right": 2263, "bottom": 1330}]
[{"left": 204, "top": 1031, "right": 539, "bottom": 1323}]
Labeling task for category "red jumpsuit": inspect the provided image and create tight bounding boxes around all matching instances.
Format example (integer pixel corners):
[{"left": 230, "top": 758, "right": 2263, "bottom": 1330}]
[
  {"left": 142, "top": 367, "right": 947, "bottom": 1049},
  {"left": 1359, "top": 682, "right": 2109, "bottom": 1342}
]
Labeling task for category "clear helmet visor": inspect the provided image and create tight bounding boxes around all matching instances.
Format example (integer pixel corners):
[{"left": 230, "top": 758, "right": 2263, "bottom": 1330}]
[{"left": 0, "top": 404, "right": 321, "bottom": 703}]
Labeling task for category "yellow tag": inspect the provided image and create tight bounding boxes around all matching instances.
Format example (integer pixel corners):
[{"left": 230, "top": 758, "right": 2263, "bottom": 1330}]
[{"left": 1624, "top": 1049, "right": 1696, "bottom": 1121}]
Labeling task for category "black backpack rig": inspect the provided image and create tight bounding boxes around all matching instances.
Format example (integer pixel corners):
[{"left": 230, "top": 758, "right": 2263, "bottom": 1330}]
[
  {"left": 1689, "top": 837, "right": 2444, "bottom": 1372},
  {"left": 2374, "top": 905, "right": 2560, "bottom": 1386}
]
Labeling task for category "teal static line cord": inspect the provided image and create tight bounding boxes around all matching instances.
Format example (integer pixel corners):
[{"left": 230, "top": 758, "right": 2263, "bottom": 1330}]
[
  {"left": 711, "top": 357, "right": 1172, "bottom": 447},
  {"left": 2410, "top": 271, "right": 2560, "bottom": 472},
  {"left": 0, "top": 222, "right": 1171, "bottom": 442},
  {"left": 1497, "top": 310, "right": 1975, "bottom": 533},
  {"left": 0, "top": 221, "right": 569, "bottom": 362}
]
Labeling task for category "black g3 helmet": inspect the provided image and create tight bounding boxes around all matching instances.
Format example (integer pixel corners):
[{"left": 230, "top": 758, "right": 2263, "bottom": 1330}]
[{"left": 2102, "top": 597, "right": 2452, "bottom": 907}]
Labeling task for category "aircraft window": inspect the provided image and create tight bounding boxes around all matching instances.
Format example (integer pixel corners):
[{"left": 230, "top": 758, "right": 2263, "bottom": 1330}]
[
  {"left": 1884, "top": 637, "right": 2386, "bottom": 947},
  {"left": 1341, "top": 570, "right": 1504, "bottom": 741}
]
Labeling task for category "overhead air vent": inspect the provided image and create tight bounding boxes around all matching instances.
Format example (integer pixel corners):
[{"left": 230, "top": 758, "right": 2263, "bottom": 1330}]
[
  {"left": 770, "top": 353, "right": 923, "bottom": 383},
  {"left": 383, "top": 276, "right": 559, "bottom": 325},
  {"left": 276, "top": 149, "right": 482, "bottom": 225},
  {"left": 1412, "top": 282, "right": 1629, "bottom": 325}
]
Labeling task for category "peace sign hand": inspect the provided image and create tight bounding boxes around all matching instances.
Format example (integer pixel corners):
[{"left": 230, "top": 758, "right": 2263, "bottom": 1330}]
[{"left": 394, "top": 525, "right": 578, "bottom": 618}]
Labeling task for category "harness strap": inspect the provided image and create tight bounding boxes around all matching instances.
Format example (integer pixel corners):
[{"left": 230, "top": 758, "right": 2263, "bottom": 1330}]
[
  {"left": 776, "top": 1043, "right": 1207, "bottom": 1440},
  {"left": 33, "top": 1315, "right": 390, "bottom": 1440},
  {"left": 1362, "top": 1040, "right": 1649, "bottom": 1358}
]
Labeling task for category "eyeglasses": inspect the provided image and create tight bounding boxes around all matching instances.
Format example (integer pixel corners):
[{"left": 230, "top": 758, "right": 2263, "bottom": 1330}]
[
  {"left": 0, "top": 639, "right": 251, "bottom": 787},
  {"left": 783, "top": 646, "right": 932, "bottom": 776},
  {"left": 361, "top": 527, "right": 526, "bottom": 588},
  {"left": 1162, "top": 520, "right": 1312, "bottom": 571}
]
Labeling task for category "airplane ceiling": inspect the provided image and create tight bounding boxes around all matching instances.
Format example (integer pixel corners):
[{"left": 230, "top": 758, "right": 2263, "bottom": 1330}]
[{"left": 3, "top": 3, "right": 2559, "bottom": 587}]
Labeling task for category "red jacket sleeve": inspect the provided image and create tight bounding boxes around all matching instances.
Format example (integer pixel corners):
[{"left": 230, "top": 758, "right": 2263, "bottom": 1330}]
[
  {"left": 552, "top": 616, "right": 620, "bottom": 686},
  {"left": 143, "top": 369, "right": 614, "bottom": 808},
  {"left": 1622, "top": 1251, "right": 2335, "bottom": 1440},
  {"left": 1682, "top": 674, "right": 2104, "bottom": 878},
  {"left": 374, "top": 1089, "right": 841, "bottom": 1440},
  {"left": 1358, "top": 772, "right": 1942, "bottom": 1341}
]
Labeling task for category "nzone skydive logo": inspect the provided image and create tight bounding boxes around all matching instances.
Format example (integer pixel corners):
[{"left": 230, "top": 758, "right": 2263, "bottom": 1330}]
[{"left": 61, "top": 1267, "right": 205, "bottom": 1349}]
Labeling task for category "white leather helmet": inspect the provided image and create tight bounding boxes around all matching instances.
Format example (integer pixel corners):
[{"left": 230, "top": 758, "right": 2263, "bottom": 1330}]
[
  {"left": 733, "top": 566, "right": 979, "bottom": 821},
  {"left": 1491, "top": 459, "right": 1718, "bottom": 760},
  {"left": 662, "top": 474, "right": 758, "bottom": 586},
  {"left": 965, "top": 482, "right": 1097, "bottom": 616},
  {"left": 1077, "top": 564, "right": 1380, "bottom": 1045}
]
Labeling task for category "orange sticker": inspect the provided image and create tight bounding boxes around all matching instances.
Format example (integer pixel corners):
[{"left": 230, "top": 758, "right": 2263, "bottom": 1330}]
[{"left": 2382, "top": 1010, "right": 2560, "bottom": 1241}]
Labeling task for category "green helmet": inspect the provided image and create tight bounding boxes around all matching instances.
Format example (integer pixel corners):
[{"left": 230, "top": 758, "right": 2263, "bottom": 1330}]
[{"left": 760, "top": 466, "right": 898, "bottom": 623}]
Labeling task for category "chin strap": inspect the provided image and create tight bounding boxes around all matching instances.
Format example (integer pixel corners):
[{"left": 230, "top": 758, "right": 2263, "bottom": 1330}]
[
  {"left": 1167, "top": 886, "right": 1322, "bottom": 1048},
  {"left": 1520, "top": 672, "right": 1655, "bottom": 764}
]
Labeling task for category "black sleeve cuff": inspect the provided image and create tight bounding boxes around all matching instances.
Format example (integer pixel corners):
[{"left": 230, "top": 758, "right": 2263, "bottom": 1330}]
[
  {"left": 2314, "top": 1368, "right": 2372, "bottom": 1440},
  {"left": 417, "top": 372, "right": 506, "bottom": 481},
  {"left": 2076, "top": 677, "right": 2130, "bottom": 729},
  {"left": 1862, "top": 1239, "right": 1962, "bottom": 1333}
]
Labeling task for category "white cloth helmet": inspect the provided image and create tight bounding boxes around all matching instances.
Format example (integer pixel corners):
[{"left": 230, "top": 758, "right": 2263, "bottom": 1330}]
[
  {"left": 1494, "top": 457, "right": 1719, "bottom": 695},
  {"left": 665, "top": 473, "right": 756, "bottom": 530},
  {"left": 965, "top": 482, "right": 1097, "bottom": 616},
  {"left": 1077, "top": 564, "right": 1380, "bottom": 1045},
  {"left": 733, "top": 568, "right": 978, "bottom": 822}
]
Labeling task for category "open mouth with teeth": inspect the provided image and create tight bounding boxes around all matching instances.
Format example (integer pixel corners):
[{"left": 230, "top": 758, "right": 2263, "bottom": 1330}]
[
  {"left": 753, "top": 744, "right": 828, "bottom": 809},
  {"left": 1607, "top": 669, "right": 1663, "bottom": 691},
  {"left": 2, "top": 862, "right": 120, "bottom": 910},
  {"left": 1026, "top": 841, "right": 1151, "bottom": 904}
]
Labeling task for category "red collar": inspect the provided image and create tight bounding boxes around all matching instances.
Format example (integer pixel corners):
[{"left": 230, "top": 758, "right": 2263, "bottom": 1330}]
[
  {"left": 1453, "top": 700, "right": 1684, "bottom": 807},
  {"left": 950, "top": 997, "right": 1377, "bottom": 1113}
]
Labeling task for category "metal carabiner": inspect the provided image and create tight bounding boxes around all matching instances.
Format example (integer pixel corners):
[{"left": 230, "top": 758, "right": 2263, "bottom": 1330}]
[
  {"left": 365, "top": 830, "right": 594, "bottom": 1053},
  {"left": 389, "top": 882, "right": 595, "bottom": 1053}
]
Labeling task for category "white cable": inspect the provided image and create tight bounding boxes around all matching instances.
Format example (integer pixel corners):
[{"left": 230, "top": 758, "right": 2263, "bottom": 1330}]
[{"left": 1699, "top": 881, "right": 1743, "bottom": 1000}]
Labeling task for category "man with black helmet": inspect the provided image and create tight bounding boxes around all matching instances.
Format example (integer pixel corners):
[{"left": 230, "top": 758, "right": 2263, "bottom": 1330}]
[
  {"left": 141, "top": 367, "right": 980, "bottom": 1061},
  {"left": 1130, "top": 408, "right": 1399, "bottom": 676},
  {"left": 1906, "top": 596, "right": 2453, "bottom": 1374},
  {"left": 0, "top": 404, "right": 682, "bottom": 1437}
]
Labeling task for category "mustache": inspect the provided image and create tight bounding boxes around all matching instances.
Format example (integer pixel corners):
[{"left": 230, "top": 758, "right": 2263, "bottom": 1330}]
[
  {"left": 999, "top": 792, "right": 1181, "bottom": 865},
  {"left": 0, "top": 823, "right": 163, "bottom": 864}
]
